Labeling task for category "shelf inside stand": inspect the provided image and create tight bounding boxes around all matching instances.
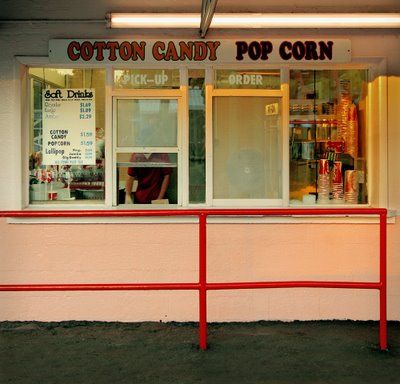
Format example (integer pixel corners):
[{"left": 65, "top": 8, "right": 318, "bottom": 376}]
[{"left": 291, "top": 139, "right": 333, "bottom": 143}]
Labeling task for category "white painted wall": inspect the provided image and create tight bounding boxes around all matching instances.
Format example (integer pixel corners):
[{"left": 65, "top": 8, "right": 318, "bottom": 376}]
[{"left": 0, "top": 4, "right": 399, "bottom": 321}]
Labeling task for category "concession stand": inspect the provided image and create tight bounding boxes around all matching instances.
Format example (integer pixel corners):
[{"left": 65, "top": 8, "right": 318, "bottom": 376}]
[{"left": 0, "top": 0, "right": 399, "bottom": 349}]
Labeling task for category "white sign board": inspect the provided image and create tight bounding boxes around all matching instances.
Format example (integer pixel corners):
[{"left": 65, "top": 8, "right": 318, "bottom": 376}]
[
  {"left": 42, "top": 89, "right": 96, "bottom": 165},
  {"left": 49, "top": 39, "right": 351, "bottom": 64}
]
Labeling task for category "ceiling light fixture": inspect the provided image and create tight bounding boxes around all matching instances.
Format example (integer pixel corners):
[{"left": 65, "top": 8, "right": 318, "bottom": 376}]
[{"left": 108, "top": 13, "right": 400, "bottom": 29}]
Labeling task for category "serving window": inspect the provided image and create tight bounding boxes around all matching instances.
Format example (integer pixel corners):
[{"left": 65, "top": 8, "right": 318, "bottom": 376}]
[
  {"left": 213, "top": 96, "right": 282, "bottom": 202},
  {"left": 114, "top": 98, "right": 180, "bottom": 206},
  {"left": 25, "top": 65, "right": 376, "bottom": 209},
  {"left": 210, "top": 69, "right": 283, "bottom": 206}
]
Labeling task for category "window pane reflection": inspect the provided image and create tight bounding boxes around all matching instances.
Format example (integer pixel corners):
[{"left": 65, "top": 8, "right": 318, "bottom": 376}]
[
  {"left": 117, "top": 99, "right": 177, "bottom": 147},
  {"left": 213, "top": 97, "right": 282, "bottom": 199}
]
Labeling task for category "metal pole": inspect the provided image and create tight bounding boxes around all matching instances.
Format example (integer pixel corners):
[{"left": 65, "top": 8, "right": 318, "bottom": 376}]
[
  {"left": 379, "top": 210, "right": 388, "bottom": 350},
  {"left": 0, "top": 283, "right": 200, "bottom": 291},
  {"left": 0, "top": 207, "right": 386, "bottom": 218},
  {"left": 207, "top": 281, "right": 380, "bottom": 290},
  {"left": 199, "top": 213, "right": 207, "bottom": 350},
  {"left": 200, "top": 0, "right": 218, "bottom": 38}
]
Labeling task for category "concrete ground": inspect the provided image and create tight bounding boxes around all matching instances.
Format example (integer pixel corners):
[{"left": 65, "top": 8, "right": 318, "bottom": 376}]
[{"left": 1, "top": 321, "right": 400, "bottom": 384}]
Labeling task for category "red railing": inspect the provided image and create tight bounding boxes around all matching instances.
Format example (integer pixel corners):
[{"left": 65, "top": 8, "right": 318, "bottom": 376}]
[{"left": 0, "top": 208, "right": 388, "bottom": 350}]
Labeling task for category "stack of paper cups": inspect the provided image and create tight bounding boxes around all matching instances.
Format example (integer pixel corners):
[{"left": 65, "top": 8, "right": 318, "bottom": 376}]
[
  {"left": 332, "top": 161, "right": 344, "bottom": 202},
  {"left": 318, "top": 159, "right": 330, "bottom": 203},
  {"left": 338, "top": 80, "right": 351, "bottom": 143},
  {"left": 347, "top": 104, "right": 358, "bottom": 159},
  {"left": 344, "top": 170, "right": 359, "bottom": 204}
]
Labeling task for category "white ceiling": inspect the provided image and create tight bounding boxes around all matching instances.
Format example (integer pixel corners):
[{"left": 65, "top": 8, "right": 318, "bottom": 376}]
[{"left": 1, "top": 0, "right": 399, "bottom": 20}]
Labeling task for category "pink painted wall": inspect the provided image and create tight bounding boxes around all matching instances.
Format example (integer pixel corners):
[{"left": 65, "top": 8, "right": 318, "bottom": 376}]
[{"left": 1, "top": 219, "right": 399, "bottom": 322}]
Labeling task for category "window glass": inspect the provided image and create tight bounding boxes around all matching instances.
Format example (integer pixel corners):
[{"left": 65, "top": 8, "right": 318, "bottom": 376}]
[
  {"left": 215, "top": 69, "right": 280, "bottom": 89},
  {"left": 28, "top": 68, "right": 105, "bottom": 204},
  {"left": 117, "top": 99, "right": 178, "bottom": 147},
  {"left": 189, "top": 70, "right": 205, "bottom": 203},
  {"left": 32, "top": 79, "right": 44, "bottom": 153},
  {"left": 213, "top": 97, "right": 282, "bottom": 199},
  {"left": 116, "top": 152, "right": 178, "bottom": 205},
  {"left": 114, "top": 69, "right": 180, "bottom": 89},
  {"left": 289, "top": 69, "right": 368, "bottom": 205}
]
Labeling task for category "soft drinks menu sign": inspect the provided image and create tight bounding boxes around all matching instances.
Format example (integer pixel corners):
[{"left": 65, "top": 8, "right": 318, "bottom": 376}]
[{"left": 42, "top": 89, "right": 96, "bottom": 165}]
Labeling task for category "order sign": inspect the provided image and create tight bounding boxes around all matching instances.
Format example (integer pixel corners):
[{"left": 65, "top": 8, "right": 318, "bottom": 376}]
[{"left": 42, "top": 89, "right": 96, "bottom": 165}]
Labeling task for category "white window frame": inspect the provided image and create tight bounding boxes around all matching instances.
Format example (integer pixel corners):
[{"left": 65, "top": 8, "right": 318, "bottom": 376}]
[
  {"left": 21, "top": 61, "right": 110, "bottom": 209},
  {"left": 18, "top": 57, "right": 388, "bottom": 213},
  {"left": 112, "top": 95, "right": 184, "bottom": 207},
  {"left": 282, "top": 59, "right": 387, "bottom": 209},
  {"left": 110, "top": 67, "right": 188, "bottom": 207},
  {"left": 205, "top": 66, "right": 288, "bottom": 207}
]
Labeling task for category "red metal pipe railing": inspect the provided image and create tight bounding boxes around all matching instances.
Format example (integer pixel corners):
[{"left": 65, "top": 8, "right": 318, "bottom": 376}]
[
  {"left": 0, "top": 283, "right": 200, "bottom": 291},
  {"left": 0, "top": 208, "right": 384, "bottom": 217},
  {"left": 207, "top": 281, "right": 381, "bottom": 290},
  {"left": 0, "top": 208, "right": 388, "bottom": 350},
  {"left": 199, "top": 213, "right": 207, "bottom": 351},
  {"left": 380, "top": 210, "right": 388, "bottom": 348}
]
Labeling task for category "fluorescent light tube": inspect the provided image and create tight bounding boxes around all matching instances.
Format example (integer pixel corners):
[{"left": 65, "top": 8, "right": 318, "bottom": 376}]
[
  {"left": 212, "top": 13, "right": 400, "bottom": 28},
  {"left": 110, "top": 13, "right": 200, "bottom": 28},
  {"left": 108, "top": 13, "right": 400, "bottom": 29}
]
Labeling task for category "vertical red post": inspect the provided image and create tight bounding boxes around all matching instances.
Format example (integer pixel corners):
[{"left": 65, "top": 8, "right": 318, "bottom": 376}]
[
  {"left": 199, "top": 213, "right": 207, "bottom": 350},
  {"left": 379, "top": 210, "right": 387, "bottom": 350}
]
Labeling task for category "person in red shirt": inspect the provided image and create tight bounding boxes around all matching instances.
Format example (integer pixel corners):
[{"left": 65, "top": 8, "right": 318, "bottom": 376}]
[{"left": 125, "top": 153, "right": 172, "bottom": 204}]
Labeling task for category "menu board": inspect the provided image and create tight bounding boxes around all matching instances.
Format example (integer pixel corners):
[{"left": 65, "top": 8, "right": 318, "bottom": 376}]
[{"left": 42, "top": 88, "right": 95, "bottom": 165}]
